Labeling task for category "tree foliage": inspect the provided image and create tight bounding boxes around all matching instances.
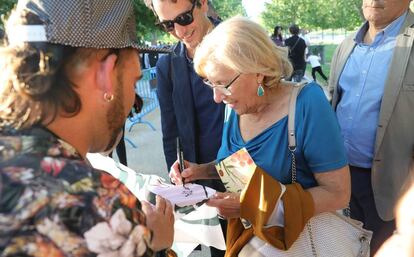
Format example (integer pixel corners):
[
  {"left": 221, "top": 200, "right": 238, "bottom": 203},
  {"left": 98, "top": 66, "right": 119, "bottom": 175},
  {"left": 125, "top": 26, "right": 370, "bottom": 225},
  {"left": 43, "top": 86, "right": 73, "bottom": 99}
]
[
  {"left": 261, "top": 0, "right": 363, "bottom": 31},
  {"left": 210, "top": 0, "right": 246, "bottom": 20},
  {"left": 0, "top": 0, "right": 16, "bottom": 28},
  {"left": 133, "top": 0, "right": 165, "bottom": 42}
]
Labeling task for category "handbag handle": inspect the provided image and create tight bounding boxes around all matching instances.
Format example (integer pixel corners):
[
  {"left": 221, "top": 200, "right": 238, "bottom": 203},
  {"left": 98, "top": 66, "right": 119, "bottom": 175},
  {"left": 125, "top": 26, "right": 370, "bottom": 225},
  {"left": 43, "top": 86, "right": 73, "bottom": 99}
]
[
  {"left": 287, "top": 82, "right": 318, "bottom": 257},
  {"left": 287, "top": 81, "right": 307, "bottom": 183}
]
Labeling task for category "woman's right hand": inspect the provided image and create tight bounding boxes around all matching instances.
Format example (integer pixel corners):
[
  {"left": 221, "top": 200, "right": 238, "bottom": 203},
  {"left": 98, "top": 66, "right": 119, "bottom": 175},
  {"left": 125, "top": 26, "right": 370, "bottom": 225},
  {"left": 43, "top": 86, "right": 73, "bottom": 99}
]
[{"left": 169, "top": 160, "right": 218, "bottom": 185}]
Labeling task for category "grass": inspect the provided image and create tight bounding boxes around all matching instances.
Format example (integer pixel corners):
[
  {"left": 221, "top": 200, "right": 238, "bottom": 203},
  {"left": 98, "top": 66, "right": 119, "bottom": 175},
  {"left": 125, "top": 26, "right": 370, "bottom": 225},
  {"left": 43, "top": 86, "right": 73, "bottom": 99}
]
[{"left": 306, "top": 44, "right": 338, "bottom": 84}]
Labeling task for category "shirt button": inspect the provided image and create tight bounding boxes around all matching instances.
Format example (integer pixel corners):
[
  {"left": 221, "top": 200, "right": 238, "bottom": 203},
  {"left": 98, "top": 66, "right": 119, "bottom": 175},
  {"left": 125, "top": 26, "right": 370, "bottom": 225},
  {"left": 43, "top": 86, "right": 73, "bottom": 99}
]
[
  {"left": 362, "top": 71, "right": 367, "bottom": 74},
  {"left": 356, "top": 94, "right": 360, "bottom": 97}
]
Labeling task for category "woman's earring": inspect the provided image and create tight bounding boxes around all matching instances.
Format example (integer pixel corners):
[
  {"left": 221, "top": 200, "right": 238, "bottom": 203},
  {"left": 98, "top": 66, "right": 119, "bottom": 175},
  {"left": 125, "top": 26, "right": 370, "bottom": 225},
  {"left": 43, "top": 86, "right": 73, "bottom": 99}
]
[
  {"left": 104, "top": 92, "right": 114, "bottom": 102},
  {"left": 257, "top": 83, "right": 265, "bottom": 97}
]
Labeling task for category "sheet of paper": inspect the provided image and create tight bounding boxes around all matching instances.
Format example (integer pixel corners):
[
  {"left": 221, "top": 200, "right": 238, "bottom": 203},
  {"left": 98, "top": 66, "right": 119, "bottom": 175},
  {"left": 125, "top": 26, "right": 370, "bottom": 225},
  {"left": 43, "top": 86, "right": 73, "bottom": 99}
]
[{"left": 148, "top": 183, "right": 216, "bottom": 207}]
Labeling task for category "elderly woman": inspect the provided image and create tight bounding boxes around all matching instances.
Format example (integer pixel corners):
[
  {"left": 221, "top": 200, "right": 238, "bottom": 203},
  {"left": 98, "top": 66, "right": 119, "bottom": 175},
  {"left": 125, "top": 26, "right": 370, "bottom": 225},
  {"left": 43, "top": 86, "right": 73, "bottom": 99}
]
[{"left": 169, "top": 17, "right": 350, "bottom": 255}]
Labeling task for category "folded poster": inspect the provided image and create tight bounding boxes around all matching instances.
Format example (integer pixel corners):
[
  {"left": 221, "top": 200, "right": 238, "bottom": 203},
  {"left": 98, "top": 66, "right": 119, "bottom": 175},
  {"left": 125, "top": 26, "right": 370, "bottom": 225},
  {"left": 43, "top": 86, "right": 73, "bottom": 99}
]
[{"left": 215, "top": 147, "right": 256, "bottom": 193}]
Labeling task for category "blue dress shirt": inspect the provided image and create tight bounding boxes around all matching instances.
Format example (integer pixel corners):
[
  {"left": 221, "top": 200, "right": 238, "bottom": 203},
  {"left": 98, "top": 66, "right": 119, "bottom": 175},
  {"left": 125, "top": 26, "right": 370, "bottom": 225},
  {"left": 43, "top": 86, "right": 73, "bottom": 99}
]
[{"left": 336, "top": 12, "right": 407, "bottom": 168}]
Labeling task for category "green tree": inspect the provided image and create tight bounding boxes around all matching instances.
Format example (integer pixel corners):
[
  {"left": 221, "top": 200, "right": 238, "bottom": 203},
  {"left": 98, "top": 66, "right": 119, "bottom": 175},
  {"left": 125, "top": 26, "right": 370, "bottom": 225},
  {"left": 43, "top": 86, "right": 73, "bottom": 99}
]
[
  {"left": 261, "top": 0, "right": 363, "bottom": 32},
  {"left": 210, "top": 0, "right": 246, "bottom": 20},
  {"left": 0, "top": 0, "right": 17, "bottom": 28},
  {"left": 133, "top": 0, "right": 163, "bottom": 42}
]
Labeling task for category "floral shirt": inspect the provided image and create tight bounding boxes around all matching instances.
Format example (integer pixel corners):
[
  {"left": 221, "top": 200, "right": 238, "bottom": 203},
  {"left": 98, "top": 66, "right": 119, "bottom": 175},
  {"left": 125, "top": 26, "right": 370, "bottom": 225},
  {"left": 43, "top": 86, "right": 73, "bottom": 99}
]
[{"left": 0, "top": 127, "right": 154, "bottom": 257}]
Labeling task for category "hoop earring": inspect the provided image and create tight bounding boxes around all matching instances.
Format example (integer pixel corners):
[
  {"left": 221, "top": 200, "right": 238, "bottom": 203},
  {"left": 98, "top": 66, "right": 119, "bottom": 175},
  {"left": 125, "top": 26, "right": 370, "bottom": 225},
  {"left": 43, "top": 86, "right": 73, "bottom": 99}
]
[
  {"left": 257, "top": 83, "right": 265, "bottom": 97},
  {"left": 104, "top": 92, "right": 114, "bottom": 102}
]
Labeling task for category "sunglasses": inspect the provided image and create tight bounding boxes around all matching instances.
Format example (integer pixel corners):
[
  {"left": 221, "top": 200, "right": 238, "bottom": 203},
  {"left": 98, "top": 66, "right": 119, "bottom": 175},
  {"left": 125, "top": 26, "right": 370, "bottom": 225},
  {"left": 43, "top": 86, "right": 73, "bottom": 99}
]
[
  {"left": 203, "top": 74, "right": 241, "bottom": 96},
  {"left": 156, "top": 0, "right": 197, "bottom": 32}
]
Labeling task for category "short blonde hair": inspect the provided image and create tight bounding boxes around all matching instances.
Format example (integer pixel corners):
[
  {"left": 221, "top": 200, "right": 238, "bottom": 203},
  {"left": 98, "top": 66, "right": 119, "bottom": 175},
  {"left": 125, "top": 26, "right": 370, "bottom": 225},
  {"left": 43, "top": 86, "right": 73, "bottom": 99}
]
[{"left": 194, "top": 16, "right": 292, "bottom": 88}]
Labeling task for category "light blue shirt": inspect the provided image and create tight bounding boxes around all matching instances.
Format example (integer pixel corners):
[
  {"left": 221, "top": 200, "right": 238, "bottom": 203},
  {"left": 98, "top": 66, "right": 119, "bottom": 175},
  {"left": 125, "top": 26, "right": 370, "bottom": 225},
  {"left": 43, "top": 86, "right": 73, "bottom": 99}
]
[
  {"left": 217, "top": 83, "right": 347, "bottom": 189},
  {"left": 336, "top": 12, "right": 407, "bottom": 168}
]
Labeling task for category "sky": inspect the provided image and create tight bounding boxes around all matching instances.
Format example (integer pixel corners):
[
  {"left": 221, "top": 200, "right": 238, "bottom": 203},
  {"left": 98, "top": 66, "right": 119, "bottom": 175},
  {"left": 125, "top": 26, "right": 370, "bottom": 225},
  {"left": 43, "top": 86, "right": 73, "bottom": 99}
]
[{"left": 242, "top": 0, "right": 269, "bottom": 21}]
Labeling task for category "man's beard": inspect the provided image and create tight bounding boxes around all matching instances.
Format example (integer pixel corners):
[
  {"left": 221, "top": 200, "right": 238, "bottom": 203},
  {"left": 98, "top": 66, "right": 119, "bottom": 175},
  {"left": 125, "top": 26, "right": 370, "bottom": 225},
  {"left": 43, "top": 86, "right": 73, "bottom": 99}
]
[{"left": 104, "top": 73, "right": 127, "bottom": 152}]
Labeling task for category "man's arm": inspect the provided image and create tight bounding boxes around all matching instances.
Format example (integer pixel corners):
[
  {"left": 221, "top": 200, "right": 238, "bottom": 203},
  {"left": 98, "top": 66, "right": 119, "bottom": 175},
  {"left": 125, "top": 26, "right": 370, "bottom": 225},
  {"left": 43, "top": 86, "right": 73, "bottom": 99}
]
[{"left": 156, "top": 54, "right": 178, "bottom": 169}]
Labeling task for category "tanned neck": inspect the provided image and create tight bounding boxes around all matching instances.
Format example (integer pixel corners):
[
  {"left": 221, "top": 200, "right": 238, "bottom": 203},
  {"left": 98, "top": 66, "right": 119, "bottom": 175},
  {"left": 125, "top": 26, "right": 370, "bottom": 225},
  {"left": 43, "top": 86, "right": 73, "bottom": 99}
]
[
  {"left": 364, "top": 23, "right": 383, "bottom": 45},
  {"left": 46, "top": 118, "right": 89, "bottom": 158}
]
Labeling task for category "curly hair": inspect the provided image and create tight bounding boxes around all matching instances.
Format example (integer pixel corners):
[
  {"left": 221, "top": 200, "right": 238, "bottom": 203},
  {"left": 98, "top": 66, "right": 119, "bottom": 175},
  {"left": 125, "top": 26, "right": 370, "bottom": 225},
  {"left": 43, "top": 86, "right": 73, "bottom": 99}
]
[{"left": 0, "top": 10, "right": 96, "bottom": 130}]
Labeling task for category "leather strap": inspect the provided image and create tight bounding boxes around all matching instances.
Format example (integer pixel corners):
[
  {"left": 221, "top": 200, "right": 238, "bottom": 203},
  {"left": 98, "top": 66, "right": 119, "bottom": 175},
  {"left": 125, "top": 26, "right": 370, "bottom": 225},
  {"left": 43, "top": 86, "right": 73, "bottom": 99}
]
[{"left": 287, "top": 82, "right": 307, "bottom": 150}]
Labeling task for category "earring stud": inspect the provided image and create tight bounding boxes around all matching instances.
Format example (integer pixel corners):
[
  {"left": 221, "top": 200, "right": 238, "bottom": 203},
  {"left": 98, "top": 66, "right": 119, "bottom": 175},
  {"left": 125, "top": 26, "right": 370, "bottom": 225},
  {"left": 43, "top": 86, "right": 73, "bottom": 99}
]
[{"left": 104, "top": 92, "right": 114, "bottom": 102}]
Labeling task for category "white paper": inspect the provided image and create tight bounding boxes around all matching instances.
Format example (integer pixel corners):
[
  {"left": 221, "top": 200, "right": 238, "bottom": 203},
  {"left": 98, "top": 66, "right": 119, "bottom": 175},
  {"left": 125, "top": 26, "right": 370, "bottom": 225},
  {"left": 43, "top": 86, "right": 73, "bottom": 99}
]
[{"left": 148, "top": 183, "right": 216, "bottom": 207}]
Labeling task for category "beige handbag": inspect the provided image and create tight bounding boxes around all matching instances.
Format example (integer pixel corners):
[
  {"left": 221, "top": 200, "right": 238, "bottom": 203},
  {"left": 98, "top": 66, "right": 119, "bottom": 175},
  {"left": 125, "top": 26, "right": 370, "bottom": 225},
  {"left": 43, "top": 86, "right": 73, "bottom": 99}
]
[{"left": 239, "top": 82, "right": 372, "bottom": 257}]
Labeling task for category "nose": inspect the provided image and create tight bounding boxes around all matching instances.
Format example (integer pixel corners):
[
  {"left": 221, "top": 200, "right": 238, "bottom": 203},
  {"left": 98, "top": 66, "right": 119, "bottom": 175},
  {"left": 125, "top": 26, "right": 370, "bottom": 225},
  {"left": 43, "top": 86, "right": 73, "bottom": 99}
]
[{"left": 213, "top": 88, "right": 226, "bottom": 103}]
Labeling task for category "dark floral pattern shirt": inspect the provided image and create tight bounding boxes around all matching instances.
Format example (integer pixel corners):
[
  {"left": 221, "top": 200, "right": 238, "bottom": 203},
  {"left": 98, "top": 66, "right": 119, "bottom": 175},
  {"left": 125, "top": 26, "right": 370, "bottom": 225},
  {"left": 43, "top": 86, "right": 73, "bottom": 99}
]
[{"left": 0, "top": 127, "right": 154, "bottom": 257}]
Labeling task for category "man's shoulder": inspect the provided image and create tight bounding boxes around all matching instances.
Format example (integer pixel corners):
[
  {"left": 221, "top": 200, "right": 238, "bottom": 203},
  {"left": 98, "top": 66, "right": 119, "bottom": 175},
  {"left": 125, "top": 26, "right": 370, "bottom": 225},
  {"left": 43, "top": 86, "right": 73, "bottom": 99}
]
[
  {"left": 285, "top": 36, "right": 294, "bottom": 43},
  {"left": 334, "top": 32, "right": 356, "bottom": 53}
]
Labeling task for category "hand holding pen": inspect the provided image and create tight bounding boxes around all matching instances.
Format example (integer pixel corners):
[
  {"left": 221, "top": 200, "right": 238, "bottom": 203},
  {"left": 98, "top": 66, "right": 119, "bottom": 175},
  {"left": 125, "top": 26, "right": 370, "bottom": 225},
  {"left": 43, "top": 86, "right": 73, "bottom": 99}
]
[{"left": 176, "top": 137, "right": 189, "bottom": 189}]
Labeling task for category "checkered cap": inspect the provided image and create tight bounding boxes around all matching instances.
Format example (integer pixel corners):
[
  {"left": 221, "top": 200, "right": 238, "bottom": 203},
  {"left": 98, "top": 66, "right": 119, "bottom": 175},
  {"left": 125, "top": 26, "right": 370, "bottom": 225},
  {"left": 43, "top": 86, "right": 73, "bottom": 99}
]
[{"left": 10, "top": 0, "right": 141, "bottom": 49}]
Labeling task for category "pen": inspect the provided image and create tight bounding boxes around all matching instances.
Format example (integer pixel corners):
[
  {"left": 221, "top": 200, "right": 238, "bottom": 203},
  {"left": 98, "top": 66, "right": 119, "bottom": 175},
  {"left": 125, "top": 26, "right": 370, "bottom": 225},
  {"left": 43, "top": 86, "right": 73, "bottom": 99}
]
[{"left": 176, "top": 137, "right": 186, "bottom": 188}]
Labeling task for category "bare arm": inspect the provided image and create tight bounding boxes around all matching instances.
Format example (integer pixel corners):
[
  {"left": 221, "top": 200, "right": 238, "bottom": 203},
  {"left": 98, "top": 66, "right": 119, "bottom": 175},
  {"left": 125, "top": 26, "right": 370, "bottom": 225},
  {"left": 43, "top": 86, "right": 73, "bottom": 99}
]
[
  {"left": 307, "top": 165, "right": 351, "bottom": 215},
  {"left": 169, "top": 160, "right": 219, "bottom": 184}
]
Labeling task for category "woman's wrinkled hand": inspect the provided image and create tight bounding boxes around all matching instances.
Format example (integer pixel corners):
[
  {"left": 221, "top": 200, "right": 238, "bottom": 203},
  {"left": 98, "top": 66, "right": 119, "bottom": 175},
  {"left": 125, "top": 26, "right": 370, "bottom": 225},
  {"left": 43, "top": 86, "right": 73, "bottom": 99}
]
[
  {"left": 141, "top": 195, "right": 174, "bottom": 252},
  {"left": 206, "top": 192, "right": 241, "bottom": 219},
  {"left": 169, "top": 160, "right": 216, "bottom": 185}
]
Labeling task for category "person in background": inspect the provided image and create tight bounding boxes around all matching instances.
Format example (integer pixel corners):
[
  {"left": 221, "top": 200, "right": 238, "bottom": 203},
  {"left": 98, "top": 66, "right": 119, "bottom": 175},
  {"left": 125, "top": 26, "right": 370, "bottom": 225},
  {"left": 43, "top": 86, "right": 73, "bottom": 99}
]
[
  {"left": 143, "top": 0, "right": 226, "bottom": 256},
  {"left": 329, "top": 0, "right": 414, "bottom": 254},
  {"left": 170, "top": 17, "right": 350, "bottom": 256},
  {"left": 285, "top": 24, "right": 307, "bottom": 82},
  {"left": 271, "top": 25, "right": 284, "bottom": 47},
  {"left": 306, "top": 50, "right": 328, "bottom": 83},
  {"left": 0, "top": 0, "right": 175, "bottom": 256}
]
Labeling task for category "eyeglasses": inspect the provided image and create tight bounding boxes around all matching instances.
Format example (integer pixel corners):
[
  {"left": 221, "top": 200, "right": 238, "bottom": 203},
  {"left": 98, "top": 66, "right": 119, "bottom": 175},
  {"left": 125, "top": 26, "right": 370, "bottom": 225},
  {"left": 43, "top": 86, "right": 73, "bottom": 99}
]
[
  {"left": 156, "top": 0, "right": 197, "bottom": 32},
  {"left": 203, "top": 74, "right": 241, "bottom": 96}
]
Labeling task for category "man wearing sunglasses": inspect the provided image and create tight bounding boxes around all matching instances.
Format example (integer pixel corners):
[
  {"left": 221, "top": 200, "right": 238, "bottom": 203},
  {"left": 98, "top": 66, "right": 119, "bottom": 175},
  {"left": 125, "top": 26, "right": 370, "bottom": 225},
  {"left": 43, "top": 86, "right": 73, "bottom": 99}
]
[{"left": 144, "top": 0, "right": 226, "bottom": 256}]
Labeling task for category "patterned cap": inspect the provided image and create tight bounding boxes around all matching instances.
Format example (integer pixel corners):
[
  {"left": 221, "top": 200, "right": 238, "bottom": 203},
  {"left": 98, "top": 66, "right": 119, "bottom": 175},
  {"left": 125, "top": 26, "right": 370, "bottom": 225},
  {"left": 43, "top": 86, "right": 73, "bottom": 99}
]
[{"left": 6, "top": 0, "right": 141, "bottom": 50}]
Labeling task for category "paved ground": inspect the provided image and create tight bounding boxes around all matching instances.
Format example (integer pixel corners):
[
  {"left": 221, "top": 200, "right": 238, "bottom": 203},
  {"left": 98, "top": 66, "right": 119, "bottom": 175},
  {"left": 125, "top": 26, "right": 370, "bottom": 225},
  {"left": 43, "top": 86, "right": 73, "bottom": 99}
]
[{"left": 113, "top": 108, "right": 211, "bottom": 257}]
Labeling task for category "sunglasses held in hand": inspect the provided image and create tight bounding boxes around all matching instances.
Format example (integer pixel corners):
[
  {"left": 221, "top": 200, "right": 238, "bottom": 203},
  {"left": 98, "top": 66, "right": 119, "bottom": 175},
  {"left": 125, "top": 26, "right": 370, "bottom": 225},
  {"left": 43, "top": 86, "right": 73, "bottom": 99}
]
[{"left": 156, "top": 0, "right": 197, "bottom": 32}]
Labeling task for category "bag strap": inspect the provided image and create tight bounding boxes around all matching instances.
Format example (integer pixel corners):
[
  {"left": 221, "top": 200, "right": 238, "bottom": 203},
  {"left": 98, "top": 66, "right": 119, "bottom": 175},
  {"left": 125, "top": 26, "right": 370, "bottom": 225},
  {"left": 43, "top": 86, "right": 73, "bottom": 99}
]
[
  {"left": 287, "top": 81, "right": 307, "bottom": 183},
  {"left": 288, "top": 37, "right": 301, "bottom": 55},
  {"left": 287, "top": 81, "right": 318, "bottom": 257}
]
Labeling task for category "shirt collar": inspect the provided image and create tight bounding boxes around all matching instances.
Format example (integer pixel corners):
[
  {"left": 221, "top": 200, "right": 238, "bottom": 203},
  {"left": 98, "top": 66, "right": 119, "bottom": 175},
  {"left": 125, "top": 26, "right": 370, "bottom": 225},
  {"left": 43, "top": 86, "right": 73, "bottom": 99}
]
[{"left": 354, "top": 11, "right": 408, "bottom": 44}]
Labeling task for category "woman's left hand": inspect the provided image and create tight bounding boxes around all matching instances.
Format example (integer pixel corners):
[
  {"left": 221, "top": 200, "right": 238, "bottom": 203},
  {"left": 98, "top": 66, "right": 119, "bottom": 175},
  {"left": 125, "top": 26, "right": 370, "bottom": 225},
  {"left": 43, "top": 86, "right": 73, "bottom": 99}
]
[{"left": 206, "top": 192, "right": 241, "bottom": 219}]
